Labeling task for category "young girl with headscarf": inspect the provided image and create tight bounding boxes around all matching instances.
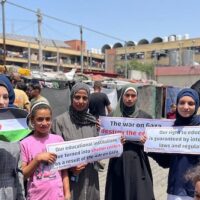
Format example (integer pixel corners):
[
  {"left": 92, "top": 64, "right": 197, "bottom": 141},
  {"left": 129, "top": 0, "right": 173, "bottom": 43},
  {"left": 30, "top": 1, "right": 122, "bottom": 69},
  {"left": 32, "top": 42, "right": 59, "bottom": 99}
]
[
  {"left": 166, "top": 88, "right": 200, "bottom": 200},
  {"left": 52, "top": 82, "right": 99, "bottom": 200},
  {"left": 105, "top": 84, "right": 155, "bottom": 200},
  {"left": 0, "top": 79, "right": 25, "bottom": 200}
]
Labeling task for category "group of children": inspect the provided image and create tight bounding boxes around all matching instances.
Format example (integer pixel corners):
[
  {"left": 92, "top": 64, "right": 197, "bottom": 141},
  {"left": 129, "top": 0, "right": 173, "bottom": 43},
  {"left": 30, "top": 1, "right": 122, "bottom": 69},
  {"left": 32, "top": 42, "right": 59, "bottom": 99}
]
[{"left": 1, "top": 73, "right": 200, "bottom": 200}]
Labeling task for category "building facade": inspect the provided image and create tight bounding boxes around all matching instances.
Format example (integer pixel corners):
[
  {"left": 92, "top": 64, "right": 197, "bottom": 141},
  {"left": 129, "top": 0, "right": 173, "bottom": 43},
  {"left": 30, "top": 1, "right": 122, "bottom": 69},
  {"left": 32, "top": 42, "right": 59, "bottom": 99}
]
[
  {"left": 103, "top": 35, "right": 200, "bottom": 87},
  {"left": 0, "top": 34, "right": 105, "bottom": 73}
]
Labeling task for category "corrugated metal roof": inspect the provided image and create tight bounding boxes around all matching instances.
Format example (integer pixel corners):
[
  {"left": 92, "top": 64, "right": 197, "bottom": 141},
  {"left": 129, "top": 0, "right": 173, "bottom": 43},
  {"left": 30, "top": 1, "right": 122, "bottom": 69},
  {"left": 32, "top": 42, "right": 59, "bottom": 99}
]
[{"left": 0, "top": 33, "right": 71, "bottom": 48}]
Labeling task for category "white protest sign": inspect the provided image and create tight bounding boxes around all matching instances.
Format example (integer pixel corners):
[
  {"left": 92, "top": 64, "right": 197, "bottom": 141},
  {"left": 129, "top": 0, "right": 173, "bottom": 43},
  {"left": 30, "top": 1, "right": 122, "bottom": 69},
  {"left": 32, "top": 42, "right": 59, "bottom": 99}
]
[
  {"left": 46, "top": 134, "right": 123, "bottom": 170},
  {"left": 99, "top": 116, "right": 174, "bottom": 141},
  {"left": 144, "top": 126, "right": 200, "bottom": 154}
]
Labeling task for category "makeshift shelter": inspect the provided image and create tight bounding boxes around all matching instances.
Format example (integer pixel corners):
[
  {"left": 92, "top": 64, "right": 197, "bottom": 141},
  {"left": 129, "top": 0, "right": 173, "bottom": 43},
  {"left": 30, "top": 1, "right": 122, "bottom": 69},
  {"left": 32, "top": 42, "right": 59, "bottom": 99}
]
[{"left": 191, "top": 80, "right": 200, "bottom": 102}]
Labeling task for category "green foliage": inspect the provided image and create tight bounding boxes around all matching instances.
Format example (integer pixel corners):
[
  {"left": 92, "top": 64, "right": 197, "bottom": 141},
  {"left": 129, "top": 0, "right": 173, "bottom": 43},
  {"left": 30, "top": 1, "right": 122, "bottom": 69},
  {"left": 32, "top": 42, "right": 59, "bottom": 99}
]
[
  {"left": 115, "top": 60, "right": 154, "bottom": 77},
  {"left": 128, "top": 60, "right": 154, "bottom": 76}
]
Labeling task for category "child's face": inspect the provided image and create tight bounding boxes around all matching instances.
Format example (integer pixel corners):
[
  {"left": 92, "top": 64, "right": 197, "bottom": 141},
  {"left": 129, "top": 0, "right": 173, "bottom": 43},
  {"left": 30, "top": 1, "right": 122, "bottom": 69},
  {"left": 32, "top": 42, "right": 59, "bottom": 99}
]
[
  {"left": 195, "top": 181, "right": 200, "bottom": 200},
  {"left": 171, "top": 105, "right": 176, "bottom": 113},
  {"left": 0, "top": 86, "right": 9, "bottom": 108},
  {"left": 32, "top": 108, "right": 52, "bottom": 136}
]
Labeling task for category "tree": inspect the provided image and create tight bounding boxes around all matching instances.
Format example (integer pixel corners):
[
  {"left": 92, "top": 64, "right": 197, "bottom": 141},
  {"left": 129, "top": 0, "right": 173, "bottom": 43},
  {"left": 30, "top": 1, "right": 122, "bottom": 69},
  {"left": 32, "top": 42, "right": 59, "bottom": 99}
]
[
  {"left": 115, "top": 60, "right": 155, "bottom": 79},
  {"left": 128, "top": 60, "right": 154, "bottom": 77}
]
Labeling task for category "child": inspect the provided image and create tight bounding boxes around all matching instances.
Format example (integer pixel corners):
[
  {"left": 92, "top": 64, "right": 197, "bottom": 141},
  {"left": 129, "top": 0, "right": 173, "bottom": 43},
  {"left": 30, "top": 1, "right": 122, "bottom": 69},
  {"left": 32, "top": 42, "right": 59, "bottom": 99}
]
[
  {"left": 166, "top": 103, "right": 176, "bottom": 119},
  {"left": 186, "top": 166, "right": 200, "bottom": 200},
  {"left": 20, "top": 102, "right": 70, "bottom": 200},
  {"left": 0, "top": 79, "right": 25, "bottom": 200}
]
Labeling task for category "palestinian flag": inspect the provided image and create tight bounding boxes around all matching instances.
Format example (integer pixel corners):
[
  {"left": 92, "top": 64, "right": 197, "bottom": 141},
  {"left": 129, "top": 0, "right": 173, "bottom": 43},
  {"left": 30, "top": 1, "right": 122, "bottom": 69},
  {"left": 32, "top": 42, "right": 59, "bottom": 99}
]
[{"left": 0, "top": 107, "right": 31, "bottom": 142}]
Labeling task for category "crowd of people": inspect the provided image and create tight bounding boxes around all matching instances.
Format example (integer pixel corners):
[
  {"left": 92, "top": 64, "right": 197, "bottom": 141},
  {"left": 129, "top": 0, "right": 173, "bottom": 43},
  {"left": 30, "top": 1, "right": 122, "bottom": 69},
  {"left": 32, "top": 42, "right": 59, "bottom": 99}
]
[{"left": 0, "top": 74, "right": 200, "bottom": 200}]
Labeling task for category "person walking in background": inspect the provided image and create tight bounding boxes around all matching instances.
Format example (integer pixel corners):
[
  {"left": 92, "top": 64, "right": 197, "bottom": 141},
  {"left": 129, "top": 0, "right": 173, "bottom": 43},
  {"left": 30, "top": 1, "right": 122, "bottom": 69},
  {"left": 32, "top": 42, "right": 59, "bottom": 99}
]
[
  {"left": 105, "top": 84, "right": 155, "bottom": 200},
  {"left": 0, "top": 79, "right": 25, "bottom": 200},
  {"left": 30, "top": 83, "right": 49, "bottom": 106},
  {"left": 167, "top": 103, "right": 176, "bottom": 119},
  {"left": 25, "top": 84, "right": 34, "bottom": 101},
  {"left": 89, "top": 81, "right": 112, "bottom": 118},
  {"left": 20, "top": 102, "right": 70, "bottom": 200},
  {"left": 14, "top": 82, "right": 30, "bottom": 112},
  {"left": 52, "top": 82, "right": 100, "bottom": 200}
]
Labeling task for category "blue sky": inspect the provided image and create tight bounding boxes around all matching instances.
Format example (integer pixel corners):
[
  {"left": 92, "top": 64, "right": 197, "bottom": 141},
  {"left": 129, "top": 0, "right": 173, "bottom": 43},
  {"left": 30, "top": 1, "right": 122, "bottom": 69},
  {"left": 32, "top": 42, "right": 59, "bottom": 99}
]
[{"left": 1, "top": 0, "right": 200, "bottom": 49}]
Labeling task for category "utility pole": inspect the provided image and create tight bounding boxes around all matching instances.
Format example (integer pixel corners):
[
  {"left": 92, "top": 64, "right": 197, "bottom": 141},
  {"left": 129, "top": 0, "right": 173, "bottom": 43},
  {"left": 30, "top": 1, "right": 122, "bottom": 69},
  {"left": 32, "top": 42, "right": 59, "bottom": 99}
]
[
  {"left": 11, "top": 19, "right": 14, "bottom": 34},
  {"left": 178, "top": 42, "right": 182, "bottom": 66},
  {"left": 1, "top": 0, "right": 6, "bottom": 72},
  {"left": 124, "top": 41, "right": 128, "bottom": 78},
  {"left": 52, "top": 40, "right": 60, "bottom": 72},
  {"left": 192, "top": 40, "right": 195, "bottom": 65},
  {"left": 57, "top": 48, "right": 60, "bottom": 72},
  {"left": 28, "top": 42, "right": 31, "bottom": 69},
  {"left": 80, "top": 25, "right": 83, "bottom": 74},
  {"left": 37, "top": 9, "right": 43, "bottom": 72}
]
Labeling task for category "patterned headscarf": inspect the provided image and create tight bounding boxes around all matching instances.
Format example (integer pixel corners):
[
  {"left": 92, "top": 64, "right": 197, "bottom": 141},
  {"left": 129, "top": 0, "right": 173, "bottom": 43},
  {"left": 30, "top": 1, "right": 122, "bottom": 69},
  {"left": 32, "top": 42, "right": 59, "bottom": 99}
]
[
  {"left": 69, "top": 82, "right": 96, "bottom": 126},
  {"left": 113, "top": 84, "right": 139, "bottom": 118},
  {"left": 174, "top": 88, "right": 200, "bottom": 126}
]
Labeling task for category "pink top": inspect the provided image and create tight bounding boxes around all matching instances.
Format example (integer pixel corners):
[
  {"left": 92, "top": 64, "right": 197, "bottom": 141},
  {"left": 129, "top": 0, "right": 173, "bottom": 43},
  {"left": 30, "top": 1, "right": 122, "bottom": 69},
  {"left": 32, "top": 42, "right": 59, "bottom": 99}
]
[{"left": 20, "top": 133, "right": 65, "bottom": 200}]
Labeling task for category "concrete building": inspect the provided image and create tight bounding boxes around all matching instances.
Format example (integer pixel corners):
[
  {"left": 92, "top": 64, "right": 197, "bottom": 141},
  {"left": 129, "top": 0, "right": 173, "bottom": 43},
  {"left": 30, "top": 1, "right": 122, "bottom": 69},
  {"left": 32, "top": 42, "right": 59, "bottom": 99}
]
[
  {"left": 0, "top": 33, "right": 105, "bottom": 72},
  {"left": 103, "top": 34, "right": 200, "bottom": 87},
  {"left": 155, "top": 66, "right": 200, "bottom": 87}
]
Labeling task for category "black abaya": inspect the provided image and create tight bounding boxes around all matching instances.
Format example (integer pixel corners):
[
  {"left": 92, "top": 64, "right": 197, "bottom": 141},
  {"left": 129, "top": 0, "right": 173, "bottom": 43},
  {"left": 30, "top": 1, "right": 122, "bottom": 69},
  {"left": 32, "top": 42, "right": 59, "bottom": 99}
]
[{"left": 105, "top": 110, "right": 155, "bottom": 200}]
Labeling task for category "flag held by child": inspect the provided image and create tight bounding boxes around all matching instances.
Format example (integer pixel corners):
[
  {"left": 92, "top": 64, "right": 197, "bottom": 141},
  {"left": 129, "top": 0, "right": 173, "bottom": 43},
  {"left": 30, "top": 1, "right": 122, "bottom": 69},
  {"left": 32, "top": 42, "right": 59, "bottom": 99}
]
[{"left": 0, "top": 107, "right": 31, "bottom": 142}]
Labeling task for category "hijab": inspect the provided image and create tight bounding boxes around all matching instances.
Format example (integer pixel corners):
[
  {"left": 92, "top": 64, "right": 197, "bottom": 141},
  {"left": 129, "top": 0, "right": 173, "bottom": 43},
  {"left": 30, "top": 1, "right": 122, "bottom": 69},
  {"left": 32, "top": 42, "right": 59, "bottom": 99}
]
[
  {"left": 69, "top": 82, "right": 96, "bottom": 126},
  {"left": 113, "top": 84, "right": 140, "bottom": 118},
  {"left": 174, "top": 88, "right": 200, "bottom": 126},
  {"left": 0, "top": 79, "right": 15, "bottom": 108},
  {"left": 0, "top": 75, "right": 15, "bottom": 106}
]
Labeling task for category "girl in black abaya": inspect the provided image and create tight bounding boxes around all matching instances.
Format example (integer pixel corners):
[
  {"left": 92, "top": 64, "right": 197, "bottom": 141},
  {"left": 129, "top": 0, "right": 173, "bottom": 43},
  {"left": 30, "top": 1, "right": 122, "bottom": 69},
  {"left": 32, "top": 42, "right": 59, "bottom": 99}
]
[{"left": 105, "top": 84, "right": 155, "bottom": 200}]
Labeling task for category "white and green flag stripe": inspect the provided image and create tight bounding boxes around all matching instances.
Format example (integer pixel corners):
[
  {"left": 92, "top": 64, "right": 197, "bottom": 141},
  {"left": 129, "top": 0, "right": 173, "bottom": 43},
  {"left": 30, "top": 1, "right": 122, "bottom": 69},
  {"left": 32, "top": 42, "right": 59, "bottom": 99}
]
[{"left": 0, "top": 108, "right": 31, "bottom": 142}]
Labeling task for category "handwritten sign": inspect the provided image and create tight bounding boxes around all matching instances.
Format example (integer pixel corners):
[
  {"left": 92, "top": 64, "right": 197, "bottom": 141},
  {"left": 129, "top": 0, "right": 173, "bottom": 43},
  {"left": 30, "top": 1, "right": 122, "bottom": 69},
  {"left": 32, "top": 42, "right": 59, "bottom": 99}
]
[
  {"left": 99, "top": 116, "right": 174, "bottom": 141},
  {"left": 144, "top": 126, "right": 200, "bottom": 154},
  {"left": 46, "top": 134, "right": 123, "bottom": 170}
]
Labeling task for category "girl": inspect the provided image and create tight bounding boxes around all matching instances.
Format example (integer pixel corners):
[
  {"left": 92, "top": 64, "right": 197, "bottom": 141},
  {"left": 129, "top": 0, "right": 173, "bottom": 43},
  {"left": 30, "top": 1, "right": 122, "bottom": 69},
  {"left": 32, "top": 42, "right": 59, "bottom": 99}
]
[
  {"left": 52, "top": 82, "right": 100, "bottom": 200},
  {"left": 0, "top": 79, "right": 25, "bottom": 200},
  {"left": 166, "top": 88, "right": 200, "bottom": 200},
  {"left": 20, "top": 102, "right": 70, "bottom": 200},
  {"left": 105, "top": 84, "right": 155, "bottom": 200}
]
